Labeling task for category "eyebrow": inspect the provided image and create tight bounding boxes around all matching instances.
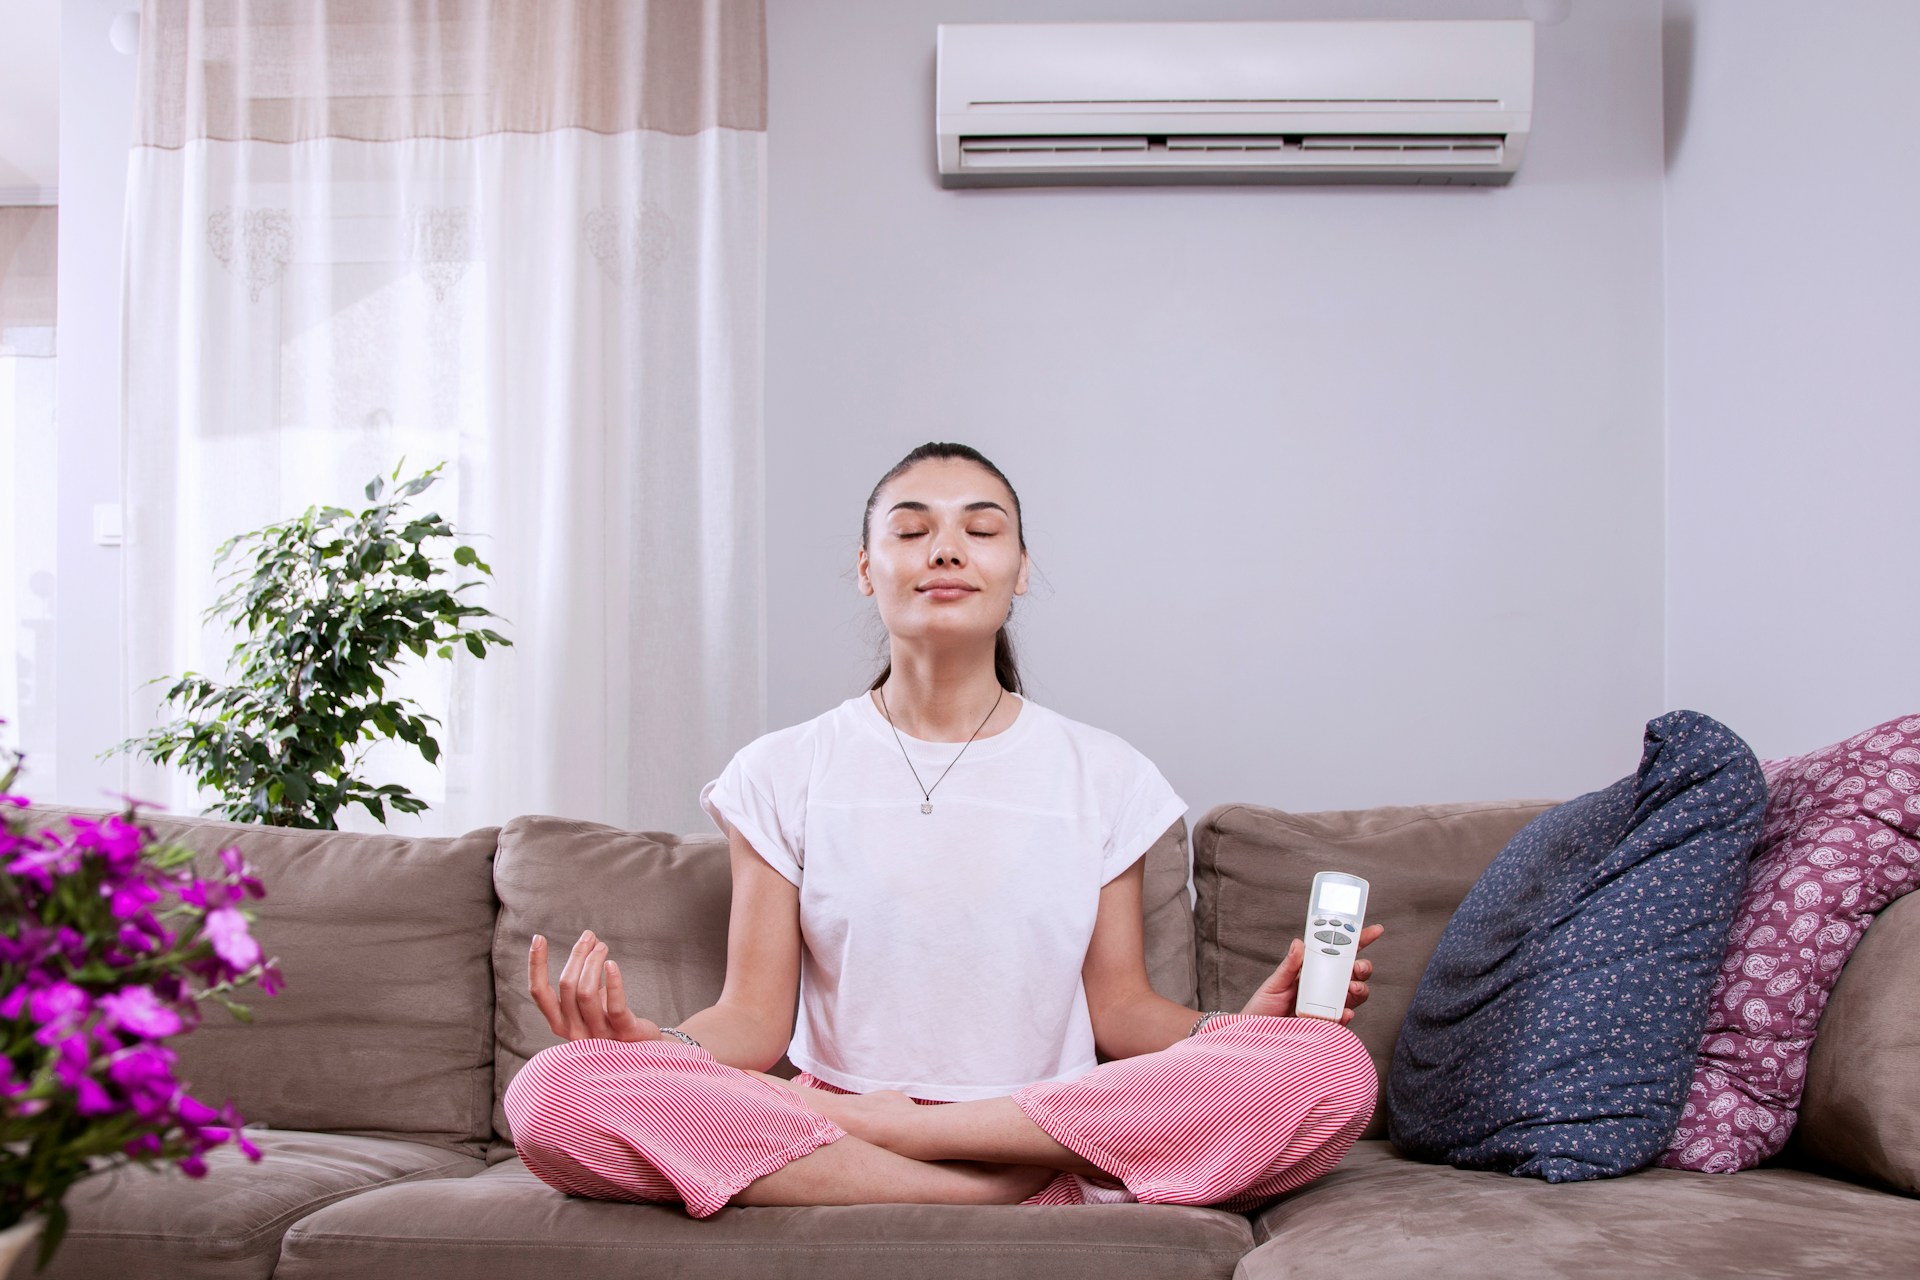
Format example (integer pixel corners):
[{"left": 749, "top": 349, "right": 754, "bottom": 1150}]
[{"left": 886, "top": 500, "right": 1009, "bottom": 517}]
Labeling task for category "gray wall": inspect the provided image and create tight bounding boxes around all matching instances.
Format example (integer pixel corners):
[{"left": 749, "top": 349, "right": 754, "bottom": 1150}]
[
  {"left": 764, "top": 0, "right": 1669, "bottom": 822},
  {"left": 1663, "top": 0, "right": 1920, "bottom": 754}
]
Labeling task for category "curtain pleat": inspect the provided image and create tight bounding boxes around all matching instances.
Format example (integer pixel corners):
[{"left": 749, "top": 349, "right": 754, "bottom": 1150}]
[{"left": 2, "top": 206, "right": 59, "bottom": 790}]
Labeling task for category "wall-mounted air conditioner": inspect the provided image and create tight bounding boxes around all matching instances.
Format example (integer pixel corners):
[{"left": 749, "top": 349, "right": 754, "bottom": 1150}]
[{"left": 936, "top": 20, "right": 1534, "bottom": 188}]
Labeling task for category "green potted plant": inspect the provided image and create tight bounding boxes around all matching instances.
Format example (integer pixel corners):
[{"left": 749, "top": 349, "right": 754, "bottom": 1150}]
[
  {"left": 116, "top": 463, "right": 510, "bottom": 829},
  {"left": 1, "top": 734, "right": 280, "bottom": 1273}
]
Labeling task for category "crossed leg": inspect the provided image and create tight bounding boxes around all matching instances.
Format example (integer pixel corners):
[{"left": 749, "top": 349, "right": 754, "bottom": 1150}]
[{"left": 506, "top": 1014, "right": 1375, "bottom": 1216}]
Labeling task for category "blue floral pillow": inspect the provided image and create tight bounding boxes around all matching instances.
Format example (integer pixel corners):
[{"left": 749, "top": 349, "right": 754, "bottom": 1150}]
[{"left": 1387, "top": 710, "right": 1766, "bottom": 1181}]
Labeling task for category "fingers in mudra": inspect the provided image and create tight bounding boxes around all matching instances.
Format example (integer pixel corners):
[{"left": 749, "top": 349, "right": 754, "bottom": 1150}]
[{"left": 529, "top": 930, "right": 659, "bottom": 1043}]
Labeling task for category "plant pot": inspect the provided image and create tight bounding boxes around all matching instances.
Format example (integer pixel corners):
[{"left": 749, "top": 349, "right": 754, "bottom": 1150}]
[{"left": 0, "top": 1218, "right": 44, "bottom": 1279}]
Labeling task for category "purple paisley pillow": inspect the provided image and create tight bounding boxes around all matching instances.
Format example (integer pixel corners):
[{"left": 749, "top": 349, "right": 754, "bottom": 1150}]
[{"left": 1659, "top": 714, "right": 1920, "bottom": 1173}]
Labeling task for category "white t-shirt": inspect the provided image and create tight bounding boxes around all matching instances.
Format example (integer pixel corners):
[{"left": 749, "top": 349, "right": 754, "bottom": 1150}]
[{"left": 699, "top": 692, "right": 1187, "bottom": 1101}]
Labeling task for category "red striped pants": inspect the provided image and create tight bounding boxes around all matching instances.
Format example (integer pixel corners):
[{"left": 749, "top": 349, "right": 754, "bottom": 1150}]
[{"left": 503, "top": 1013, "right": 1375, "bottom": 1218}]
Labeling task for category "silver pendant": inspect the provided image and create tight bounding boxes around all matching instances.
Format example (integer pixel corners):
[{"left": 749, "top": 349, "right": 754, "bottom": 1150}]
[{"left": 921, "top": 801, "right": 933, "bottom": 814}]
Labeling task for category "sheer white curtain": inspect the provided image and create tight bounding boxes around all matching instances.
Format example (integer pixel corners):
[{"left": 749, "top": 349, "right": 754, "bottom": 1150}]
[
  {"left": 121, "top": 1, "right": 766, "bottom": 834},
  {"left": 0, "top": 205, "right": 59, "bottom": 792}
]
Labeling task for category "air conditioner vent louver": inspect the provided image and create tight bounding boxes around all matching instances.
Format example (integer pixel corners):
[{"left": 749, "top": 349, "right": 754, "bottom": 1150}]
[
  {"left": 938, "top": 21, "right": 1534, "bottom": 187},
  {"left": 958, "top": 135, "right": 1506, "bottom": 171}
]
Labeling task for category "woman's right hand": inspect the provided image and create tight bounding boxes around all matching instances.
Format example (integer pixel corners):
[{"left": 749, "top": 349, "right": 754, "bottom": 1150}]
[{"left": 529, "top": 930, "right": 663, "bottom": 1043}]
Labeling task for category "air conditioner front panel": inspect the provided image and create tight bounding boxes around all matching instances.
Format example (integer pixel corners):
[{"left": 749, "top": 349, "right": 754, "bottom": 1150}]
[{"left": 936, "top": 21, "right": 1534, "bottom": 187}]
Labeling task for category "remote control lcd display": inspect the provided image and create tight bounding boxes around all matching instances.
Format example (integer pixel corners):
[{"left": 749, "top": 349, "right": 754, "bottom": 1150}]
[{"left": 1319, "top": 883, "right": 1362, "bottom": 915}]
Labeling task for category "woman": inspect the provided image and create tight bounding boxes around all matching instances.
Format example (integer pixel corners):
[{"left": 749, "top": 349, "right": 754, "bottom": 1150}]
[{"left": 505, "top": 442, "right": 1383, "bottom": 1216}]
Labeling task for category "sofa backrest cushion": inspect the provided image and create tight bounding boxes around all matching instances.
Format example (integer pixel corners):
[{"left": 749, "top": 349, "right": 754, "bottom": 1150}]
[
  {"left": 490, "top": 814, "right": 1196, "bottom": 1158},
  {"left": 1791, "top": 888, "right": 1920, "bottom": 1195},
  {"left": 1194, "top": 798, "right": 1550, "bottom": 1141},
  {"left": 22, "top": 806, "right": 500, "bottom": 1158}
]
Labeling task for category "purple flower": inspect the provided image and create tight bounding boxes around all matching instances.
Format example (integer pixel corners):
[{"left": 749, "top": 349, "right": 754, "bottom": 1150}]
[
  {"left": 105, "top": 877, "right": 163, "bottom": 920},
  {"left": 177, "top": 877, "right": 236, "bottom": 911},
  {"left": 203, "top": 906, "right": 261, "bottom": 971},
  {"left": 106, "top": 1045, "right": 180, "bottom": 1121},
  {"left": 73, "top": 1076, "right": 117, "bottom": 1116},
  {"left": 66, "top": 815, "right": 144, "bottom": 868},
  {"left": 258, "top": 963, "right": 286, "bottom": 996},
  {"left": 201, "top": 1124, "right": 263, "bottom": 1161},
  {"left": 175, "top": 1093, "right": 221, "bottom": 1130},
  {"left": 5, "top": 838, "right": 75, "bottom": 892},
  {"left": 217, "top": 847, "right": 266, "bottom": 900},
  {"left": 0, "top": 925, "right": 51, "bottom": 967},
  {"left": 29, "top": 982, "right": 92, "bottom": 1041},
  {"left": 99, "top": 986, "right": 185, "bottom": 1039},
  {"left": 51, "top": 1033, "right": 94, "bottom": 1091},
  {"left": 177, "top": 1155, "right": 208, "bottom": 1178}
]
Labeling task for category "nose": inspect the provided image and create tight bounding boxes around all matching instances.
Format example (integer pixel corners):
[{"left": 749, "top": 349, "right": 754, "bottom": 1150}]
[{"left": 931, "top": 537, "right": 964, "bottom": 566}]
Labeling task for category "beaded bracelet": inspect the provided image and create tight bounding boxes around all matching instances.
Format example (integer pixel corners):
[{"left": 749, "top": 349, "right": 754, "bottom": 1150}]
[
  {"left": 1187, "top": 1010, "right": 1228, "bottom": 1038},
  {"left": 659, "top": 1026, "right": 702, "bottom": 1048}
]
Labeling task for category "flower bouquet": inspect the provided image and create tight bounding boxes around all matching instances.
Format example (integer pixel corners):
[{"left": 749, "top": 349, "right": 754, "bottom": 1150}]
[{"left": 1, "top": 739, "right": 281, "bottom": 1273}]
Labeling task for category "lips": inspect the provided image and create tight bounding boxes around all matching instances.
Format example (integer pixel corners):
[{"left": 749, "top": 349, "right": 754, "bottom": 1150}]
[{"left": 917, "top": 579, "right": 978, "bottom": 599}]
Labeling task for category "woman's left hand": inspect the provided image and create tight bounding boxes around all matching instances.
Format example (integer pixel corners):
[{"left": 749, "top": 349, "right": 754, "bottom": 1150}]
[{"left": 1239, "top": 924, "right": 1386, "bottom": 1025}]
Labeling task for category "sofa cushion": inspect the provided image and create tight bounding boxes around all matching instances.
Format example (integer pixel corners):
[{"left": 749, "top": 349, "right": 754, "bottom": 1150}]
[
  {"left": 489, "top": 814, "right": 1195, "bottom": 1159},
  {"left": 37, "top": 1130, "right": 481, "bottom": 1280},
  {"left": 1237, "top": 1140, "right": 1920, "bottom": 1278},
  {"left": 274, "top": 1157, "right": 1254, "bottom": 1280},
  {"left": 1193, "top": 799, "right": 1551, "bottom": 1139},
  {"left": 1661, "top": 714, "right": 1920, "bottom": 1173},
  {"left": 1790, "top": 887, "right": 1920, "bottom": 1195},
  {"left": 22, "top": 807, "right": 500, "bottom": 1157},
  {"left": 1387, "top": 711, "right": 1766, "bottom": 1181}
]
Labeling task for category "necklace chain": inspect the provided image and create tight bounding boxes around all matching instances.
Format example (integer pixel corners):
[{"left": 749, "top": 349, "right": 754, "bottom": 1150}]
[{"left": 876, "top": 684, "right": 1005, "bottom": 815}]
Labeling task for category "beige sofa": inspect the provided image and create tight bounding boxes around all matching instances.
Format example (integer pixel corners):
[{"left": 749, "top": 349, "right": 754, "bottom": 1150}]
[{"left": 24, "top": 799, "right": 1920, "bottom": 1279}]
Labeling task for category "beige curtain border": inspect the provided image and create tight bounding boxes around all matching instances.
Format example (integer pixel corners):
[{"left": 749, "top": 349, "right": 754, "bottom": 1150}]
[
  {"left": 0, "top": 205, "right": 58, "bottom": 334},
  {"left": 137, "top": 0, "right": 766, "bottom": 148}
]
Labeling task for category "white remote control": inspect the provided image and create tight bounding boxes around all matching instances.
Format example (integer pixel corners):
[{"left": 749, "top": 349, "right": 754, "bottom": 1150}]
[{"left": 1295, "top": 871, "right": 1370, "bottom": 1021}]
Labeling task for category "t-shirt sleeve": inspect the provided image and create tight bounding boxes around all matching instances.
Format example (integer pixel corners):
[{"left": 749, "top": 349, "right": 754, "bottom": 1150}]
[
  {"left": 699, "top": 738, "right": 804, "bottom": 887},
  {"left": 1101, "top": 750, "right": 1188, "bottom": 885}
]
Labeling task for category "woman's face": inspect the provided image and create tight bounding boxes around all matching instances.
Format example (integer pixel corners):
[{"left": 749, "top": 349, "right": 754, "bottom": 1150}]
[{"left": 858, "top": 458, "right": 1030, "bottom": 648}]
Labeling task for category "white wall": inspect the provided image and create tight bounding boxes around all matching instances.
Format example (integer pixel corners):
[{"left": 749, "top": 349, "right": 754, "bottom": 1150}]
[
  {"left": 1663, "top": 0, "right": 1920, "bottom": 757},
  {"left": 49, "top": 1, "right": 139, "bottom": 805},
  {"left": 764, "top": 0, "right": 1670, "bottom": 822}
]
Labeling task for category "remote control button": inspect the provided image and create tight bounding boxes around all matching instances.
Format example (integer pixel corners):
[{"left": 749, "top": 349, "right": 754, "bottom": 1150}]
[
  {"left": 1332, "top": 934, "right": 1352, "bottom": 946},
  {"left": 1313, "top": 918, "right": 1328, "bottom": 927},
  {"left": 1320, "top": 947, "right": 1342, "bottom": 956},
  {"left": 1313, "top": 930, "right": 1343, "bottom": 944},
  {"left": 1342, "top": 922, "right": 1356, "bottom": 933}
]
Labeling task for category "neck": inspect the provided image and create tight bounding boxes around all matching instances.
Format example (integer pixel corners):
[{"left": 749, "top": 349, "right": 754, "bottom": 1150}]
[{"left": 874, "top": 644, "right": 1012, "bottom": 742}]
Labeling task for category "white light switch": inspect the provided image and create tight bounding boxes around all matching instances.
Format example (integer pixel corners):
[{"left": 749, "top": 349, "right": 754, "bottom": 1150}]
[{"left": 93, "top": 503, "right": 123, "bottom": 547}]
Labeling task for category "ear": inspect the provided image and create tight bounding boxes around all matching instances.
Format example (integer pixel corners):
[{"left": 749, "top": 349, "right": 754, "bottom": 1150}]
[
  {"left": 1014, "top": 550, "right": 1030, "bottom": 597},
  {"left": 857, "top": 546, "right": 874, "bottom": 597}
]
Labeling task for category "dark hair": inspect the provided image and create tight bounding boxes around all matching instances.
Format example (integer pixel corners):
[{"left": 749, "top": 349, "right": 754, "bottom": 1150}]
[{"left": 861, "top": 442, "right": 1025, "bottom": 696}]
